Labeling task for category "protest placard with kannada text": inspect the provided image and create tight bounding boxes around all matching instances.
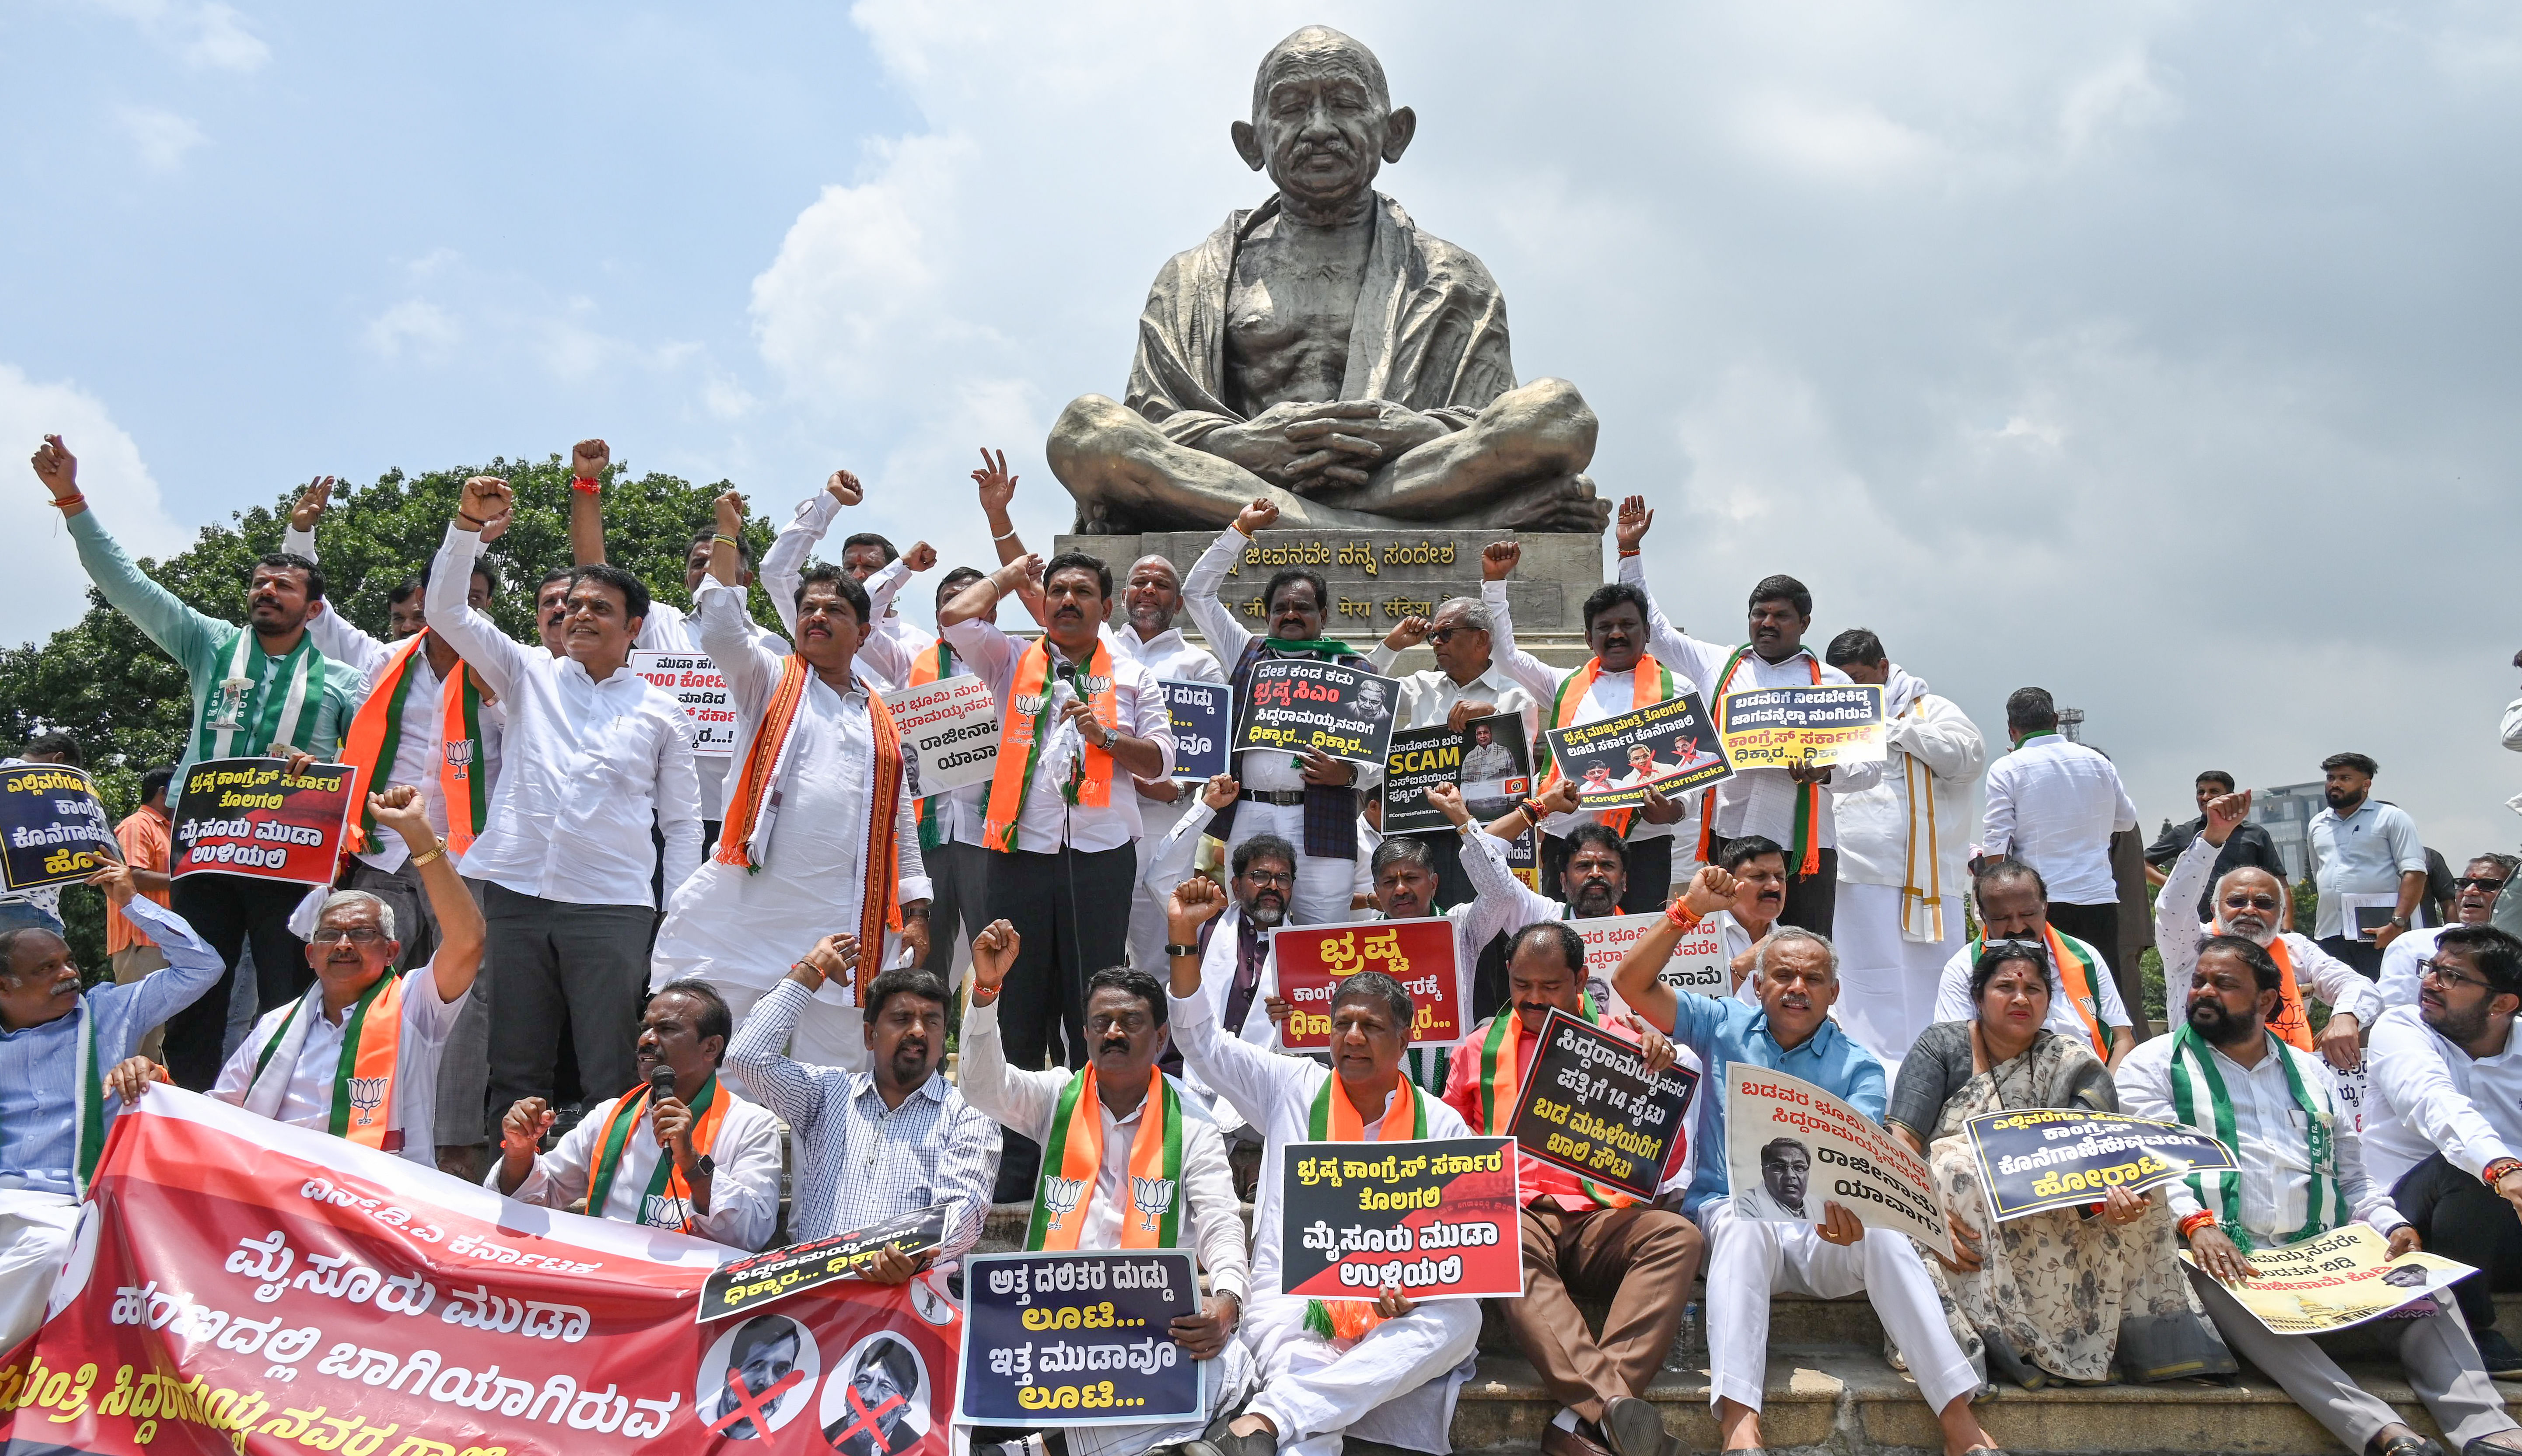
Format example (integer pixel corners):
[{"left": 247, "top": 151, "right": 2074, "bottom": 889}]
[
  {"left": 1716, "top": 683, "right": 1885, "bottom": 772},
  {"left": 1269, "top": 919, "right": 1460, "bottom": 1050},
  {"left": 631, "top": 649, "right": 736, "bottom": 758},
  {"left": 1578, "top": 912, "right": 1728, "bottom": 1002},
  {"left": 1726, "top": 1065, "right": 1952, "bottom": 1258},
  {"left": 1236, "top": 659, "right": 1400, "bottom": 768},
  {"left": 1508, "top": 1009, "right": 1700, "bottom": 1202},
  {"left": 1161, "top": 679, "right": 1230, "bottom": 782},
  {"left": 1381, "top": 712, "right": 1531, "bottom": 835},
  {"left": 1542, "top": 692, "right": 1730, "bottom": 810},
  {"left": 1964, "top": 1108, "right": 2237, "bottom": 1222},
  {"left": 879, "top": 675, "right": 1000, "bottom": 799},
  {"left": 1281, "top": 1135, "right": 1522, "bottom": 1300},
  {"left": 700, "top": 1202, "right": 949, "bottom": 1323},
  {"left": 169, "top": 757, "right": 357, "bottom": 887},
  {"left": 957, "top": 1250, "right": 1201, "bottom": 1427},
  {"left": 2184, "top": 1224, "right": 2474, "bottom": 1335},
  {"left": 0, "top": 763, "right": 118, "bottom": 891}
]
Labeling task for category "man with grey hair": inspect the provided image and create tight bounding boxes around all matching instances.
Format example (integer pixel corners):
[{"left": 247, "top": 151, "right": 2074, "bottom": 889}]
[{"left": 211, "top": 786, "right": 484, "bottom": 1164}]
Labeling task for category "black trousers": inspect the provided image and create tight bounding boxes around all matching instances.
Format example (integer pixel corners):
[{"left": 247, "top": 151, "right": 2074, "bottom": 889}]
[
  {"left": 920, "top": 839, "right": 996, "bottom": 981},
  {"left": 480, "top": 882, "right": 657, "bottom": 1121},
  {"left": 164, "top": 874, "right": 315, "bottom": 1089},
  {"left": 1539, "top": 833, "right": 1675, "bottom": 916},
  {"left": 984, "top": 842, "right": 1137, "bottom": 1200},
  {"left": 2320, "top": 933, "right": 2386, "bottom": 980},
  {"left": 1707, "top": 835, "right": 1837, "bottom": 936},
  {"left": 2045, "top": 902, "right": 2122, "bottom": 980},
  {"left": 2393, "top": 1152, "right": 2522, "bottom": 1335}
]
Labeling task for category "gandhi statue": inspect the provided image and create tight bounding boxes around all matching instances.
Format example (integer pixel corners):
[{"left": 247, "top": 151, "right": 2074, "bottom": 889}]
[{"left": 1049, "top": 26, "right": 1609, "bottom": 536}]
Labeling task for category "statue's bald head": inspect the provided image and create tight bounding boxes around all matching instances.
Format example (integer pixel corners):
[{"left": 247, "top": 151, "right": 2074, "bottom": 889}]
[
  {"left": 1252, "top": 26, "right": 1389, "bottom": 117},
  {"left": 1235, "top": 27, "right": 1416, "bottom": 213}
]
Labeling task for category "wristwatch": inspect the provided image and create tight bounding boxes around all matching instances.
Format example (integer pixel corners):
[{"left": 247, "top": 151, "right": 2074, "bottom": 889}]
[
  {"left": 2390, "top": 914, "right": 2413, "bottom": 930},
  {"left": 1165, "top": 943, "right": 1201, "bottom": 958}
]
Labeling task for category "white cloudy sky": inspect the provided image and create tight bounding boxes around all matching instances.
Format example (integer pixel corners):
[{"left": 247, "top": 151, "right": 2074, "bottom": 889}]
[{"left": 5, "top": 1, "right": 2519, "bottom": 855}]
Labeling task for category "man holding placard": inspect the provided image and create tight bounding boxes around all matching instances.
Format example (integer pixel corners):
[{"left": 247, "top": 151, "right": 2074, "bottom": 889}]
[{"left": 1108, "top": 552, "right": 1230, "bottom": 982}]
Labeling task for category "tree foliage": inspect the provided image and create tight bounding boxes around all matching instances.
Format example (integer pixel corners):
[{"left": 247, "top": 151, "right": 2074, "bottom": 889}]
[{"left": 0, "top": 454, "right": 777, "bottom": 978}]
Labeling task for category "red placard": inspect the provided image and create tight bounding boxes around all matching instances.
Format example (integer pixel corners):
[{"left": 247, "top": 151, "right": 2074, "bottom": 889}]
[
  {"left": 169, "top": 757, "right": 358, "bottom": 887},
  {"left": 1269, "top": 919, "right": 1460, "bottom": 1050},
  {"left": 1280, "top": 1135, "right": 1522, "bottom": 1299}
]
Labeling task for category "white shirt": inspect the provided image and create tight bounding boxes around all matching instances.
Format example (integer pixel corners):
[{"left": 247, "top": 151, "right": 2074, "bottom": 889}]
[
  {"left": 1930, "top": 929, "right": 2131, "bottom": 1036},
  {"left": 759, "top": 492, "right": 938, "bottom": 694},
  {"left": 1363, "top": 636, "right": 1540, "bottom": 745},
  {"left": 937, "top": 618, "right": 1175, "bottom": 854},
  {"left": 211, "top": 966, "right": 467, "bottom": 1165},
  {"left": 1978, "top": 732, "right": 2137, "bottom": 905},
  {"left": 650, "top": 581, "right": 931, "bottom": 996},
  {"left": 2364, "top": 1004, "right": 2522, "bottom": 1194},
  {"left": 1487, "top": 578, "right": 1696, "bottom": 844},
  {"left": 1832, "top": 669, "right": 1985, "bottom": 892},
  {"left": 427, "top": 525, "right": 704, "bottom": 907},
  {"left": 2155, "top": 834, "right": 2381, "bottom": 1028},
  {"left": 2309, "top": 798, "right": 2427, "bottom": 939},
  {"left": 2381, "top": 924, "right": 2463, "bottom": 1009},
  {"left": 487, "top": 1081, "right": 785, "bottom": 1251},
  {"left": 1180, "top": 527, "right": 1383, "bottom": 799},
  {"left": 633, "top": 593, "right": 786, "bottom": 824},
  {"left": 958, "top": 999, "right": 1251, "bottom": 1301},
  {"left": 1111, "top": 621, "right": 1229, "bottom": 824}
]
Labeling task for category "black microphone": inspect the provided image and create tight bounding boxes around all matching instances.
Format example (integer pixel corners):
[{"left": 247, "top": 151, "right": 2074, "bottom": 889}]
[{"left": 648, "top": 1064, "right": 677, "bottom": 1106}]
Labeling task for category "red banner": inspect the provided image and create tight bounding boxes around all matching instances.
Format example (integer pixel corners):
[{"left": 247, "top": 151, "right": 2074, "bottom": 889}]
[
  {"left": 169, "top": 758, "right": 357, "bottom": 887},
  {"left": 0, "top": 1089, "right": 961, "bottom": 1455},
  {"left": 1269, "top": 919, "right": 1460, "bottom": 1051}
]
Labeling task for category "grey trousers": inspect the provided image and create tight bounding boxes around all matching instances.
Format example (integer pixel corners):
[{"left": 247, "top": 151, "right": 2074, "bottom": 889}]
[
  {"left": 429, "top": 876, "right": 493, "bottom": 1149},
  {"left": 481, "top": 881, "right": 656, "bottom": 1125},
  {"left": 2188, "top": 1264, "right": 2519, "bottom": 1452}
]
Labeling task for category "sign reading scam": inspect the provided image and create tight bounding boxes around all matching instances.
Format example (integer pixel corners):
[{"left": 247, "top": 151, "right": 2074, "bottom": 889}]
[
  {"left": 1268, "top": 919, "right": 1460, "bottom": 1051},
  {"left": 169, "top": 756, "right": 357, "bottom": 887},
  {"left": 1381, "top": 711, "right": 1531, "bottom": 836}
]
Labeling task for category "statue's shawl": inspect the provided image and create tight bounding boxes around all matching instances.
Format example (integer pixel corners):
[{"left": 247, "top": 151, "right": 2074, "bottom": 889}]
[{"left": 1124, "top": 192, "right": 1516, "bottom": 446}]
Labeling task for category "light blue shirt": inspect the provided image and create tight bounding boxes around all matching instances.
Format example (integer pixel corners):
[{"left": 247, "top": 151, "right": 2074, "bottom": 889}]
[
  {"left": 0, "top": 898, "right": 225, "bottom": 1194},
  {"left": 2309, "top": 798, "right": 2426, "bottom": 939},
  {"left": 1655, "top": 992, "right": 1889, "bottom": 1218}
]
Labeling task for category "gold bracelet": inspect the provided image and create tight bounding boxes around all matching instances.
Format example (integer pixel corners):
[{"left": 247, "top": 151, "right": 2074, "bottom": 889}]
[
  {"left": 713, "top": 534, "right": 740, "bottom": 548},
  {"left": 406, "top": 840, "right": 448, "bottom": 870}
]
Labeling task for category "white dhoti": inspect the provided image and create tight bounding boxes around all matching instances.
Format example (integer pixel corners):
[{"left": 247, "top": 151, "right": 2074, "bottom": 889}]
[
  {"left": 1830, "top": 882, "right": 1962, "bottom": 1076},
  {"left": 0, "top": 1190, "right": 80, "bottom": 1353},
  {"left": 1698, "top": 1199, "right": 1976, "bottom": 1416},
  {"left": 1237, "top": 1290, "right": 1480, "bottom": 1456},
  {"left": 1063, "top": 1339, "right": 1257, "bottom": 1456},
  {"left": 1219, "top": 803, "right": 1354, "bottom": 928}
]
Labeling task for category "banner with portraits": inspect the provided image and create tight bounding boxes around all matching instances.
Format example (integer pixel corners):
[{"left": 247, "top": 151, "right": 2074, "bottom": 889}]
[
  {"left": 1379, "top": 711, "right": 1532, "bottom": 836},
  {"left": 2184, "top": 1224, "right": 2476, "bottom": 1335},
  {"left": 1540, "top": 693, "right": 1730, "bottom": 811},
  {"left": 1235, "top": 659, "right": 1400, "bottom": 768}
]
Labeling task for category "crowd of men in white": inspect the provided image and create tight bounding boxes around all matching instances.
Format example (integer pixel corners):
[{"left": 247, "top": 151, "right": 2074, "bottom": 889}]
[{"left": 6, "top": 430, "right": 2522, "bottom": 1456}]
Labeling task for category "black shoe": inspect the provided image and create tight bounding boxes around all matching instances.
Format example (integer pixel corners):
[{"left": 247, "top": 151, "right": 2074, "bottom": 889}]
[
  {"left": 2368, "top": 1435, "right": 2445, "bottom": 1456},
  {"left": 2479, "top": 1329, "right": 2522, "bottom": 1379},
  {"left": 1597, "top": 1396, "right": 1676, "bottom": 1456}
]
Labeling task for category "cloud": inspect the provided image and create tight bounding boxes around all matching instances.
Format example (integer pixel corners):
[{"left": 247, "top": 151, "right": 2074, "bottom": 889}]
[
  {"left": 361, "top": 299, "right": 460, "bottom": 363},
  {"left": 84, "top": 0, "right": 270, "bottom": 72},
  {"left": 115, "top": 105, "right": 206, "bottom": 171},
  {"left": 0, "top": 366, "right": 191, "bottom": 640}
]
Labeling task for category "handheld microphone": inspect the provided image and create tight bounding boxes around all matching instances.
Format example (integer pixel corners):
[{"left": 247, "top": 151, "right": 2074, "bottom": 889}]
[{"left": 647, "top": 1064, "right": 677, "bottom": 1106}]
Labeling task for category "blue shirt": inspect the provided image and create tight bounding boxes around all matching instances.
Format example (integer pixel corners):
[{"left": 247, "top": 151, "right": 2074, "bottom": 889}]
[
  {"left": 1658, "top": 993, "right": 1888, "bottom": 1218},
  {"left": 2309, "top": 798, "right": 2427, "bottom": 939},
  {"left": 0, "top": 897, "right": 225, "bottom": 1194}
]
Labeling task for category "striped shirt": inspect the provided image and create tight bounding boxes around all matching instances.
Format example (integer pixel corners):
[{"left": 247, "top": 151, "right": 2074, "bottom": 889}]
[
  {"left": 724, "top": 979, "right": 1000, "bottom": 1248},
  {"left": 0, "top": 898, "right": 225, "bottom": 1194}
]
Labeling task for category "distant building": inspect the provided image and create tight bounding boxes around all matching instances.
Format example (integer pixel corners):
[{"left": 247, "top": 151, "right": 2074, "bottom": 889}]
[{"left": 2253, "top": 782, "right": 2325, "bottom": 881}]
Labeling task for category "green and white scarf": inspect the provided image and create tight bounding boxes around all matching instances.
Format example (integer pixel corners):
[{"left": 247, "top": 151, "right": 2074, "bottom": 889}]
[
  {"left": 71, "top": 1001, "right": 105, "bottom": 1200},
  {"left": 196, "top": 628, "right": 328, "bottom": 764},
  {"left": 2167, "top": 1023, "right": 2340, "bottom": 1251}
]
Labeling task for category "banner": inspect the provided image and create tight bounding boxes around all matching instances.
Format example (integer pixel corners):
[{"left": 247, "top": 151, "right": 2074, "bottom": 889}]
[
  {"left": 0, "top": 1086, "right": 962, "bottom": 1455},
  {"left": 1578, "top": 912, "right": 1727, "bottom": 1004},
  {"left": 0, "top": 763, "right": 119, "bottom": 891},
  {"left": 1235, "top": 660, "right": 1399, "bottom": 768},
  {"left": 1280, "top": 1136, "right": 1521, "bottom": 1300},
  {"left": 1268, "top": 920, "right": 1460, "bottom": 1051},
  {"left": 1715, "top": 684, "right": 1885, "bottom": 772},
  {"left": 629, "top": 651, "right": 735, "bottom": 759},
  {"left": 2183, "top": 1224, "right": 2475, "bottom": 1335},
  {"left": 1541, "top": 693, "right": 1729, "bottom": 810},
  {"left": 168, "top": 758, "right": 357, "bottom": 887},
  {"left": 957, "top": 1251, "right": 1200, "bottom": 1427},
  {"left": 700, "top": 1204, "right": 949, "bottom": 1324},
  {"left": 1506, "top": 1009, "right": 1699, "bottom": 1203},
  {"left": 878, "top": 676, "right": 999, "bottom": 800},
  {"left": 1380, "top": 712, "right": 1531, "bottom": 836},
  {"left": 1160, "top": 680, "right": 1230, "bottom": 782},
  {"left": 1725, "top": 1065, "right": 1952, "bottom": 1259},
  {"left": 1963, "top": 1108, "right": 2238, "bottom": 1222}
]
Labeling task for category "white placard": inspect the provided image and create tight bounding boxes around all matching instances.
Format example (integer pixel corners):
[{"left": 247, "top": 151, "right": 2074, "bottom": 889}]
[
  {"left": 630, "top": 650, "right": 735, "bottom": 758},
  {"left": 881, "top": 674, "right": 1001, "bottom": 798},
  {"left": 1578, "top": 912, "right": 1729, "bottom": 1019}
]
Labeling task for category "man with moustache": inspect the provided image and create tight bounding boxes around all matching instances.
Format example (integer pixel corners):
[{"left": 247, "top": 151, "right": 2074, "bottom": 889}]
[
  {"left": 960, "top": 934, "right": 1255, "bottom": 1456},
  {"left": 1435, "top": 781, "right": 1657, "bottom": 1021},
  {"left": 2120, "top": 936, "right": 2522, "bottom": 1456},
  {"left": 2382, "top": 855, "right": 2517, "bottom": 1007},
  {"left": 1142, "top": 780, "right": 1299, "bottom": 1068},
  {"left": 1929, "top": 860, "right": 2135, "bottom": 1067},
  {"left": 760, "top": 464, "right": 938, "bottom": 692},
  {"left": 1105, "top": 552, "right": 1230, "bottom": 977},
  {"left": 881, "top": 563, "right": 997, "bottom": 990},
  {"left": 1737, "top": 1139, "right": 1812, "bottom": 1222},
  {"left": 2365, "top": 926, "right": 2522, "bottom": 1375},
  {"left": 725, "top": 933, "right": 999, "bottom": 1254},
  {"left": 2309, "top": 753, "right": 2434, "bottom": 979},
  {"left": 532, "top": 569, "right": 574, "bottom": 657},
  {"left": 2145, "top": 770, "right": 2289, "bottom": 918},
  {"left": 1609, "top": 902, "right": 1996, "bottom": 1456}
]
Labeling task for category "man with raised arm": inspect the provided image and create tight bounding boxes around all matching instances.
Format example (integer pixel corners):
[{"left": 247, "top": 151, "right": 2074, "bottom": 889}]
[
  {"left": 426, "top": 475, "right": 703, "bottom": 1124},
  {"left": 1162, "top": 875, "right": 1482, "bottom": 1456},
  {"left": 959, "top": 929, "right": 1255, "bottom": 1456},
  {"left": 1927, "top": 859, "right": 2136, "bottom": 1067},
  {"left": 31, "top": 436, "right": 363, "bottom": 1088},
  {"left": 1107, "top": 546, "right": 1230, "bottom": 979},
  {"left": 757, "top": 463, "right": 963, "bottom": 692},
  {"left": 1610, "top": 895, "right": 1996, "bottom": 1456},
  {"left": 651, "top": 491, "right": 931, "bottom": 1063},
  {"left": 724, "top": 933, "right": 998, "bottom": 1255}
]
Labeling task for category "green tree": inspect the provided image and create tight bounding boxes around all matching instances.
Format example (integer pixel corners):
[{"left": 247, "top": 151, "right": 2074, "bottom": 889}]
[{"left": 0, "top": 455, "right": 777, "bottom": 980}]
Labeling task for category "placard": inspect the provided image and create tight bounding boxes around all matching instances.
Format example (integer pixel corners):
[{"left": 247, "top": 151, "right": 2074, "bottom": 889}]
[
  {"left": 1716, "top": 683, "right": 1886, "bottom": 771},
  {"left": 957, "top": 1251, "right": 1201, "bottom": 1427},
  {"left": 1541, "top": 691, "right": 1730, "bottom": 810},
  {"left": 1725, "top": 1064, "right": 1952, "bottom": 1258},
  {"left": 699, "top": 1201, "right": 950, "bottom": 1323},
  {"left": 168, "top": 756, "right": 357, "bottom": 886},
  {"left": 2184, "top": 1223, "right": 2475, "bottom": 1334},
  {"left": 1506, "top": 1009, "right": 1700, "bottom": 1202},
  {"left": 1578, "top": 911, "right": 1728, "bottom": 999},
  {"left": 1236, "top": 658, "right": 1400, "bottom": 768},
  {"left": 1381, "top": 711, "right": 1532, "bottom": 836},
  {"left": 1161, "top": 679, "right": 1230, "bottom": 782},
  {"left": 879, "top": 675, "right": 1000, "bottom": 800},
  {"left": 1280, "top": 1135, "right": 1522, "bottom": 1300},
  {"left": 1963, "top": 1108, "right": 2238, "bottom": 1222},
  {"left": 1269, "top": 919, "right": 1460, "bottom": 1050},
  {"left": 630, "top": 649, "right": 736, "bottom": 758},
  {"left": 0, "top": 762, "right": 119, "bottom": 891}
]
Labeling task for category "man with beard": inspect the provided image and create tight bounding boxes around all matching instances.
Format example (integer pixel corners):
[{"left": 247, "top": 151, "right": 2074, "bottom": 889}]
[
  {"left": 2157, "top": 792, "right": 2372, "bottom": 1073},
  {"left": 2366, "top": 926, "right": 2522, "bottom": 1375},
  {"left": 2120, "top": 936, "right": 2522, "bottom": 1456},
  {"left": 1142, "top": 779, "right": 1298, "bottom": 1065},
  {"left": 1432, "top": 782, "right": 1639, "bottom": 1023},
  {"left": 1929, "top": 859, "right": 2134, "bottom": 1067},
  {"left": 2383, "top": 855, "right": 2517, "bottom": 1006},
  {"left": 2144, "top": 771, "right": 2289, "bottom": 919},
  {"left": 961, "top": 944, "right": 1254, "bottom": 1456},
  {"left": 1609, "top": 910, "right": 1995, "bottom": 1456},
  {"left": 1162, "top": 875, "right": 1484, "bottom": 1456},
  {"left": 2309, "top": 752, "right": 2431, "bottom": 978},
  {"left": 1104, "top": 551, "right": 1229, "bottom": 978},
  {"left": 33, "top": 436, "right": 364, "bottom": 1089},
  {"left": 725, "top": 933, "right": 998, "bottom": 1253}
]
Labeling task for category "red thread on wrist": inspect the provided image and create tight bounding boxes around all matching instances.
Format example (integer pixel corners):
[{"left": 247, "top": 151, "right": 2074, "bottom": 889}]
[
  {"left": 1665, "top": 902, "right": 1702, "bottom": 931},
  {"left": 2177, "top": 1210, "right": 2218, "bottom": 1240},
  {"left": 48, "top": 494, "right": 84, "bottom": 512},
  {"left": 1618, "top": 548, "right": 1640, "bottom": 558},
  {"left": 570, "top": 476, "right": 602, "bottom": 494},
  {"left": 2484, "top": 1158, "right": 2522, "bottom": 1187}
]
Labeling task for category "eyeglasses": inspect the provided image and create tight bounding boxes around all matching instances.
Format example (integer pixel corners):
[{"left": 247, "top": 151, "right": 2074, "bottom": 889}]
[
  {"left": 1238, "top": 869, "right": 1295, "bottom": 888},
  {"left": 310, "top": 928, "right": 386, "bottom": 946},
  {"left": 2418, "top": 959, "right": 2495, "bottom": 994},
  {"left": 2219, "top": 894, "right": 2282, "bottom": 912},
  {"left": 1427, "top": 626, "right": 1476, "bottom": 644},
  {"left": 2456, "top": 877, "right": 2510, "bottom": 893}
]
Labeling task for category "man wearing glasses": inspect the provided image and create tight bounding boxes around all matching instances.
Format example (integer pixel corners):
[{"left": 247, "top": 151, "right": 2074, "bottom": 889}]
[
  {"left": 2365, "top": 925, "right": 2522, "bottom": 1376},
  {"left": 2381, "top": 855, "right": 2517, "bottom": 1008}
]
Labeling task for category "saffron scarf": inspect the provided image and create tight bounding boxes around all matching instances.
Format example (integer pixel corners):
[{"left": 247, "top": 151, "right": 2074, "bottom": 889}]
[
  {"left": 584, "top": 1074, "right": 730, "bottom": 1234},
  {"left": 1024, "top": 1066, "right": 1184, "bottom": 1251},
  {"left": 336, "top": 632, "right": 489, "bottom": 857},
  {"left": 1969, "top": 925, "right": 2110, "bottom": 1061},
  {"left": 2262, "top": 938, "right": 2314, "bottom": 1054},
  {"left": 197, "top": 627, "right": 328, "bottom": 765},
  {"left": 1538, "top": 653, "right": 1674, "bottom": 838},
  {"left": 1302, "top": 1075, "right": 1425, "bottom": 1342},
  {"left": 2168, "top": 1024, "right": 2338, "bottom": 1251},
  {"left": 908, "top": 642, "right": 955, "bottom": 852},
  {"left": 1700, "top": 647, "right": 1825, "bottom": 875},
  {"left": 244, "top": 971, "right": 408, "bottom": 1152},
  {"left": 1472, "top": 999, "right": 1631, "bottom": 1209},
  {"left": 983, "top": 637, "right": 1116, "bottom": 852}
]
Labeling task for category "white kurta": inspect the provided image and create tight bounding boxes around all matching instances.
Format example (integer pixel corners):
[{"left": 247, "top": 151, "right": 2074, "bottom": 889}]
[{"left": 488, "top": 1082, "right": 785, "bottom": 1251}]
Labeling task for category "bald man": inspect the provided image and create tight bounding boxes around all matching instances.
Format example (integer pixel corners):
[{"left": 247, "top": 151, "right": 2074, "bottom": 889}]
[{"left": 1108, "top": 552, "right": 1229, "bottom": 975}]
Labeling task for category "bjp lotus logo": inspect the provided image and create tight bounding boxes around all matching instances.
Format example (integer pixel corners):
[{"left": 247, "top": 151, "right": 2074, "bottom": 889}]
[
  {"left": 346, "top": 1076, "right": 390, "bottom": 1124},
  {"left": 1041, "top": 1177, "right": 1085, "bottom": 1222},
  {"left": 1130, "top": 1176, "right": 1176, "bottom": 1231}
]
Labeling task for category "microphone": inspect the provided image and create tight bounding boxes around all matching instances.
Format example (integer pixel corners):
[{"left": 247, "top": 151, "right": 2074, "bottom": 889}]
[{"left": 647, "top": 1064, "right": 677, "bottom": 1106}]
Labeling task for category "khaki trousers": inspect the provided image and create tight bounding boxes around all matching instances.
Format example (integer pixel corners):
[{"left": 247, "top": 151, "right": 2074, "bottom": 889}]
[{"left": 1501, "top": 1201, "right": 1706, "bottom": 1422}]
